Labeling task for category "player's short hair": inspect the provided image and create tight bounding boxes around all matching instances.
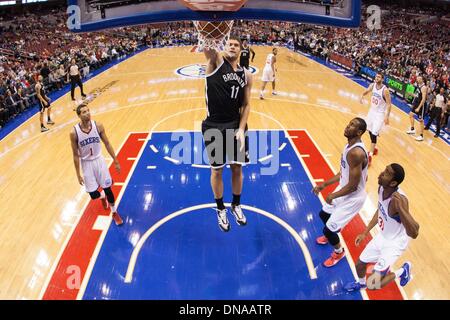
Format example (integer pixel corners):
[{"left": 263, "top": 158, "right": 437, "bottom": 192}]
[
  {"left": 354, "top": 117, "right": 367, "bottom": 135},
  {"left": 390, "top": 163, "right": 405, "bottom": 185},
  {"left": 76, "top": 103, "right": 88, "bottom": 115},
  {"left": 376, "top": 72, "right": 384, "bottom": 78},
  {"left": 228, "top": 35, "right": 242, "bottom": 46}
]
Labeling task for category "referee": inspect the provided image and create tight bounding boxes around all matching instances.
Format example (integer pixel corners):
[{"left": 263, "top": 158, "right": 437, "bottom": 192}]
[{"left": 68, "top": 58, "right": 86, "bottom": 101}]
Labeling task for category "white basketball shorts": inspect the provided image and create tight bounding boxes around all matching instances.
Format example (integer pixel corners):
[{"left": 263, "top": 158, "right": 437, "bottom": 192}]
[
  {"left": 322, "top": 190, "right": 367, "bottom": 232},
  {"left": 366, "top": 110, "right": 385, "bottom": 136},
  {"left": 81, "top": 156, "right": 113, "bottom": 193},
  {"left": 261, "top": 67, "right": 275, "bottom": 82},
  {"left": 359, "top": 233, "right": 409, "bottom": 273}
]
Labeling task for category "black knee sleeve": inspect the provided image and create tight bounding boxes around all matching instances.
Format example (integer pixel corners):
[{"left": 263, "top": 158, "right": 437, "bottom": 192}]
[
  {"left": 319, "top": 210, "right": 331, "bottom": 224},
  {"left": 103, "top": 187, "right": 115, "bottom": 204},
  {"left": 369, "top": 132, "right": 377, "bottom": 144},
  {"left": 89, "top": 190, "right": 101, "bottom": 200},
  {"left": 323, "top": 226, "right": 340, "bottom": 246}
]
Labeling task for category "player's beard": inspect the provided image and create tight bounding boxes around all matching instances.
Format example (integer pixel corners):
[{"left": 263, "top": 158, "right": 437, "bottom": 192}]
[{"left": 225, "top": 52, "right": 239, "bottom": 61}]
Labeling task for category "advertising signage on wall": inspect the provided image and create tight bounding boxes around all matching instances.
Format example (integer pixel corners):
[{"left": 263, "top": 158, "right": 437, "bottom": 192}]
[
  {"left": 359, "top": 65, "right": 412, "bottom": 100},
  {"left": 329, "top": 53, "right": 354, "bottom": 70}
]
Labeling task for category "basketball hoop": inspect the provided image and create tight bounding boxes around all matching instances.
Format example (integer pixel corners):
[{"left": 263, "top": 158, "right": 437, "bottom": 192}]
[{"left": 193, "top": 20, "right": 234, "bottom": 52}]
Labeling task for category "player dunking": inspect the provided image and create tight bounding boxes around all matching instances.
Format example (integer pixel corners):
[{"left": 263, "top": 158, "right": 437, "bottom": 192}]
[
  {"left": 239, "top": 39, "right": 255, "bottom": 70},
  {"left": 313, "top": 118, "right": 368, "bottom": 267},
  {"left": 360, "top": 73, "right": 392, "bottom": 166},
  {"left": 70, "top": 104, "right": 123, "bottom": 226},
  {"left": 259, "top": 47, "right": 277, "bottom": 99},
  {"left": 345, "top": 164, "right": 419, "bottom": 291},
  {"left": 35, "top": 75, "right": 54, "bottom": 132},
  {"left": 202, "top": 35, "right": 253, "bottom": 232}
]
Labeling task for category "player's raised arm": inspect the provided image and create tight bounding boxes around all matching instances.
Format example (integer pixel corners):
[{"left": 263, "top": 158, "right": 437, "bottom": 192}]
[
  {"left": 204, "top": 47, "right": 223, "bottom": 75},
  {"left": 360, "top": 83, "right": 374, "bottom": 104},
  {"left": 326, "top": 148, "right": 365, "bottom": 203},
  {"left": 391, "top": 193, "right": 420, "bottom": 239}
]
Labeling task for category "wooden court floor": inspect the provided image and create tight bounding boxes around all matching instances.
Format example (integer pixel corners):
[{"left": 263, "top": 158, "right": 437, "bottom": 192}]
[{"left": 0, "top": 46, "right": 448, "bottom": 300}]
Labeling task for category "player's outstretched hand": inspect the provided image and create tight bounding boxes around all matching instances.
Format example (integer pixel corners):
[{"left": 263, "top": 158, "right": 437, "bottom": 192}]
[
  {"left": 114, "top": 160, "right": 121, "bottom": 174},
  {"left": 355, "top": 233, "right": 367, "bottom": 247},
  {"left": 312, "top": 184, "right": 325, "bottom": 195},
  {"left": 77, "top": 174, "right": 84, "bottom": 186}
]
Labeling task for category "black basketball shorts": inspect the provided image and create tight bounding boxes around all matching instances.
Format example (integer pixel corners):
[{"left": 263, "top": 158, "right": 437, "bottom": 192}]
[
  {"left": 201, "top": 119, "right": 250, "bottom": 169},
  {"left": 39, "top": 99, "right": 50, "bottom": 113}
]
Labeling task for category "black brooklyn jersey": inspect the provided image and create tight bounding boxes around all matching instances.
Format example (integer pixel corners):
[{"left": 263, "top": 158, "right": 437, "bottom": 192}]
[
  {"left": 205, "top": 58, "right": 247, "bottom": 123},
  {"left": 240, "top": 47, "right": 250, "bottom": 67},
  {"left": 412, "top": 84, "right": 425, "bottom": 107}
]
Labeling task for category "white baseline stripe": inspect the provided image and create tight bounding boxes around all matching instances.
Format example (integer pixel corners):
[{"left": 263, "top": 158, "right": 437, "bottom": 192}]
[
  {"left": 258, "top": 154, "right": 273, "bottom": 162},
  {"left": 164, "top": 156, "right": 180, "bottom": 165},
  {"left": 192, "top": 164, "right": 211, "bottom": 169}
]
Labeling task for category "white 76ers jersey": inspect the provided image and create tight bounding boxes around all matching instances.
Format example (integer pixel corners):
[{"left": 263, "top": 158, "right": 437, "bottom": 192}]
[
  {"left": 370, "top": 84, "right": 387, "bottom": 113},
  {"left": 339, "top": 142, "right": 368, "bottom": 196},
  {"left": 265, "top": 53, "right": 274, "bottom": 66},
  {"left": 74, "top": 120, "right": 102, "bottom": 161},
  {"left": 377, "top": 186, "right": 409, "bottom": 242}
]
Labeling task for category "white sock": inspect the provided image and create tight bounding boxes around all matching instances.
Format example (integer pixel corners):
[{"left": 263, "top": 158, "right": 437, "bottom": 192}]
[
  {"left": 260, "top": 91, "right": 264, "bottom": 96},
  {"left": 110, "top": 204, "right": 117, "bottom": 213},
  {"left": 334, "top": 247, "right": 344, "bottom": 254},
  {"left": 359, "top": 277, "right": 366, "bottom": 285},
  {"left": 99, "top": 190, "right": 105, "bottom": 199},
  {"left": 394, "top": 268, "right": 404, "bottom": 278}
]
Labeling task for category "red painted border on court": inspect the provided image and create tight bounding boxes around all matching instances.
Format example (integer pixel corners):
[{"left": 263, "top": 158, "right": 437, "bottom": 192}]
[
  {"left": 42, "top": 133, "right": 148, "bottom": 300},
  {"left": 288, "top": 129, "right": 404, "bottom": 300}
]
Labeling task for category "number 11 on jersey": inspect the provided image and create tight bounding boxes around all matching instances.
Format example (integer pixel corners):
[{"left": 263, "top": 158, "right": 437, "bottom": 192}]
[{"left": 231, "top": 85, "right": 239, "bottom": 99}]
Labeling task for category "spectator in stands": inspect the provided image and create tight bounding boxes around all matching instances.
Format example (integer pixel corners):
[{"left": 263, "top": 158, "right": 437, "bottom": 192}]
[
  {"left": 0, "top": 96, "right": 8, "bottom": 128},
  {"left": 4, "top": 89, "right": 24, "bottom": 114},
  {"left": 17, "top": 87, "right": 30, "bottom": 109},
  {"left": 40, "top": 61, "right": 51, "bottom": 82}
]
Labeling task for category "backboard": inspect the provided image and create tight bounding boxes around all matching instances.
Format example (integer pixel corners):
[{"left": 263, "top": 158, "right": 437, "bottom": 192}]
[{"left": 67, "top": 0, "right": 361, "bottom": 32}]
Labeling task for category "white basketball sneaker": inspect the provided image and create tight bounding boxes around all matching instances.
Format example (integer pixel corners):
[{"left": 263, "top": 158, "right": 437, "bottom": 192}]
[
  {"left": 231, "top": 205, "right": 247, "bottom": 226},
  {"left": 217, "top": 208, "right": 230, "bottom": 232},
  {"left": 406, "top": 128, "right": 416, "bottom": 135}
]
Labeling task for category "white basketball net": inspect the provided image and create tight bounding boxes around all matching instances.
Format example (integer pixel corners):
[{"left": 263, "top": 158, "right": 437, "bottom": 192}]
[{"left": 193, "top": 20, "right": 234, "bottom": 51}]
